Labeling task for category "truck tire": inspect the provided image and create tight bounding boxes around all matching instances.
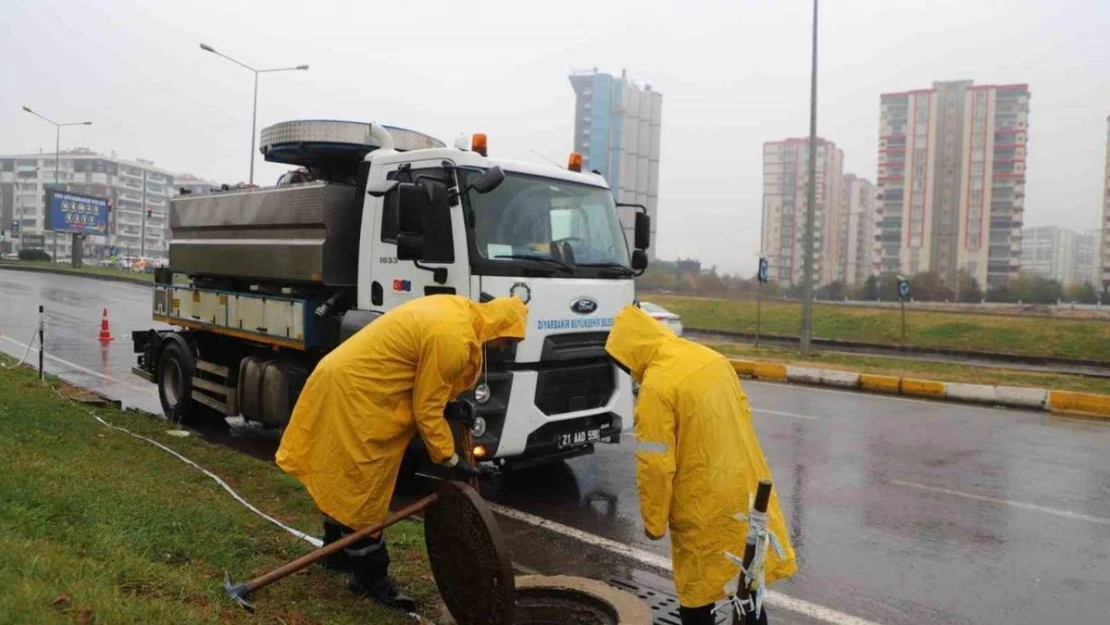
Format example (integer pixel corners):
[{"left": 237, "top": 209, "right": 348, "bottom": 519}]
[{"left": 157, "top": 338, "right": 199, "bottom": 424}]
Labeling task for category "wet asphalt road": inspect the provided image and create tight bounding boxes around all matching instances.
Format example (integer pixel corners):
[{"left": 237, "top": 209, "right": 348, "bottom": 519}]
[{"left": 2, "top": 268, "right": 1109, "bottom": 625}]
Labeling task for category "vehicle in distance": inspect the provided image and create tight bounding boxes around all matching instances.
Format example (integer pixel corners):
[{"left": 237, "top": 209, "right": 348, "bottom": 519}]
[{"left": 640, "top": 301, "right": 683, "bottom": 336}]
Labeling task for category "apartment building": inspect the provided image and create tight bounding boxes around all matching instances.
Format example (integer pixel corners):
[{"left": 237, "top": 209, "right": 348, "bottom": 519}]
[
  {"left": 876, "top": 80, "right": 1030, "bottom": 290},
  {"left": 838, "top": 174, "right": 876, "bottom": 286},
  {"left": 0, "top": 149, "right": 176, "bottom": 260},
  {"left": 760, "top": 137, "right": 844, "bottom": 286},
  {"left": 569, "top": 68, "right": 662, "bottom": 258},
  {"left": 1102, "top": 116, "right": 1110, "bottom": 292}
]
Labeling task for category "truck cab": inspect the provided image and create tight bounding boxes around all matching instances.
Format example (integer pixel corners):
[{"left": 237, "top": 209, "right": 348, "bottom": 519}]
[{"left": 133, "top": 120, "right": 651, "bottom": 470}]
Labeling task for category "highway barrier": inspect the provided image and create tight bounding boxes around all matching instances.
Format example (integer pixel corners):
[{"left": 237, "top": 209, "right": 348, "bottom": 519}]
[{"left": 731, "top": 358, "right": 1109, "bottom": 419}]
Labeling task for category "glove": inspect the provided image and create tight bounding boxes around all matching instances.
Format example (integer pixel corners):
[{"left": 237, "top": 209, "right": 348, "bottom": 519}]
[
  {"left": 443, "top": 453, "right": 483, "bottom": 480},
  {"left": 444, "top": 400, "right": 477, "bottom": 426}
]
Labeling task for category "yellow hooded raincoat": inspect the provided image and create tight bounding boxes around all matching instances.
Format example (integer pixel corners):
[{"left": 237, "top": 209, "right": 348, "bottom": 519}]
[
  {"left": 276, "top": 295, "right": 528, "bottom": 529},
  {"left": 605, "top": 306, "right": 797, "bottom": 608}
]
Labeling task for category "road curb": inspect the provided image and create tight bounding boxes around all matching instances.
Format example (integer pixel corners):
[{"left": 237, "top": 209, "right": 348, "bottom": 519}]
[
  {"left": 1047, "top": 389, "right": 1110, "bottom": 417},
  {"left": 732, "top": 358, "right": 1110, "bottom": 420},
  {"left": 0, "top": 263, "right": 152, "bottom": 287}
]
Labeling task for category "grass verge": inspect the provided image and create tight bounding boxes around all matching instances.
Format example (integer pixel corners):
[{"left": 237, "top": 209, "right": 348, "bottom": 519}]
[
  {"left": 0, "top": 355, "right": 436, "bottom": 625},
  {"left": 708, "top": 341, "right": 1110, "bottom": 395},
  {"left": 650, "top": 294, "right": 1110, "bottom": 362}
]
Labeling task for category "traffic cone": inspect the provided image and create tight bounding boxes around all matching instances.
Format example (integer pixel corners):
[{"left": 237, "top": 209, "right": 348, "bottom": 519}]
[{"left": 98, "top": 308, "right": 113, "bottom": 343}]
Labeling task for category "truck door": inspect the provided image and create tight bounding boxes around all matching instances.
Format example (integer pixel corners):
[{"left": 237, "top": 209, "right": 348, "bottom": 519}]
[{"left": 366, "top": 159, "right": 470, "bottom": 312}]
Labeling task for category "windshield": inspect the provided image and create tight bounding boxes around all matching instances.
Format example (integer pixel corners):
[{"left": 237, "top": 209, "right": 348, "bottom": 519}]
[{"left": 464, "top": 171, "right": 631, "bottom": 278}]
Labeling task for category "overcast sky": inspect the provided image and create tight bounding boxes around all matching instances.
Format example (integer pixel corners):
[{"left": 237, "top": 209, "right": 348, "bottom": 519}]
[{"left": 2, "top": 0, "right": 1106, "bottom": 274}]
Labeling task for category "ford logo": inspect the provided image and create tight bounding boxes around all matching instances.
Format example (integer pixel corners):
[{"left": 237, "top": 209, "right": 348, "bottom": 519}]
[{"left": 570, "top": 297, "right": 598, "bottom": 315}]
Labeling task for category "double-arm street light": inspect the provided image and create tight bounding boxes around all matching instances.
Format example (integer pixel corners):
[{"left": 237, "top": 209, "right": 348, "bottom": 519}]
[
  {"left": 199, "top": 43, "right": 308, "bottom": 184},
  {"left": 22, "top": 106, "right": 92, "bottom": 262},
  {"left": 21, "top": 106, "right": 92, "bottom": 185}
]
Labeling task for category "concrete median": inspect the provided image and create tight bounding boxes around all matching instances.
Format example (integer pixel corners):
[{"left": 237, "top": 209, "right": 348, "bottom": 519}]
[
  {"left": 995, "top": 385, "right": 1048, "bottom": 409},
  {"left": 1047, "top": 390, "right": 1110, "bottom": 417},
  {"left": 944, "top": 382, "right": 997, "bottom": 404},
  {"left": 731, "top": 359, "right": 755, "bottom": 377},
  {"left": 820, "top": 369, "right": 860, "bottom": 388},
  {"left": 900, "top": 378, "right": 946, "bottom": 399},
  {"left": 785, "top": 366, "right": 824, "bottom": 385},
  {"left": 729, "top": 358, "right": 1108, "bottom": 419},
  {"left": 752, "top": 362, "right": 788, "bottom": 381},
  {"left": 860, "top": 373, "right": 901, "bottom": 394}
]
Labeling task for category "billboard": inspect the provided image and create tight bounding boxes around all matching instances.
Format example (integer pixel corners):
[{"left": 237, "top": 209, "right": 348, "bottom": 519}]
[{"left": 44, "top": 190, "right": 109, "bottom": 235}]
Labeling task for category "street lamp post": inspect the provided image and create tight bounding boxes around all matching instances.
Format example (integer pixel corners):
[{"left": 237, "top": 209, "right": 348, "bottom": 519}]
[
  {"left": 22, "top": 106, "right": 91, "bottom": 264},
  {"left": 199, "top": 43, "right": 308, "bottom": 184},
  {"left": 799, "top": 0, "right": 819, "bottom": 356}
]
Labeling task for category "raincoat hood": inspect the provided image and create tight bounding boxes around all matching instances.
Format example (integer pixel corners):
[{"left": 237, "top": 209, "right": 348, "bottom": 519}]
[
  {"left": 471, "top": 297, "right": 529, "bottom": 343},
  {"left": 605, "top": 305, "right": 674, "bottom": 382}
]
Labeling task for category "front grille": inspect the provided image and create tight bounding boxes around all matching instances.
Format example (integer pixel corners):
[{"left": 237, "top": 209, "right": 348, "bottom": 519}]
[
  {"left": 534, "top": 362, "right": 614, "bottom": 416},
  {"left": 540, "top": 331, "right": 609, "bottom": 362}
]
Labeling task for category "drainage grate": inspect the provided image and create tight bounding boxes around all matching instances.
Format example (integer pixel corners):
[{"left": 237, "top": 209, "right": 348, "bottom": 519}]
[{"left": 608, "top": 578, "right": 732, "bottom": 625}]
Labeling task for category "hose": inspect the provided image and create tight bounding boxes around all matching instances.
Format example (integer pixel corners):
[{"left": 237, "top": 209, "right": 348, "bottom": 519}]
[{"left": 11, "top": 356, "right": 435, "bottom": 623}]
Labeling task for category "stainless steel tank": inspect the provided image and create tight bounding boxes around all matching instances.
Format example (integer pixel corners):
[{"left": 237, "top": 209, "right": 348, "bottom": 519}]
[
  {"left": 168, "top": 182, "right": 361, "bottom": 286},
  {"left": 168, "top": 120, "right": 446, "bottom": 286}
]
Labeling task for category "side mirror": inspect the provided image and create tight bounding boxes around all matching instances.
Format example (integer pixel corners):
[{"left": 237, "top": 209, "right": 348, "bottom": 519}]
[
  {"left": 631, "top": 249, "right": 648, "bottom": 272},
  {"left": 634, "top": 212, "right": 651, "bottom": 251},
  {"left": 468, "top": 166, "right": 505, "bottom": 194}
]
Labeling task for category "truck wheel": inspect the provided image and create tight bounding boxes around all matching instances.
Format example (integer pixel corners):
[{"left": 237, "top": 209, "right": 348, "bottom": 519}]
[{"left": 158, "top": 339, "right": 199, "bottom": 424}]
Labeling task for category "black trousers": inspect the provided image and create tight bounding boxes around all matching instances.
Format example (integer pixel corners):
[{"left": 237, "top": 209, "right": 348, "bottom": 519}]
[
  {"left": 679, "top": 603, "right": 769, "bottom": 625},
  {"left": 322, "top": 515, "right": 391, "bottom": 583}
]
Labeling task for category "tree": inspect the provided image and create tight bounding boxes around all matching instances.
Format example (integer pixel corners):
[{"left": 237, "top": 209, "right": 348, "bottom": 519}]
[
  {"left": 697, "top": 268, "right": 724, "bottom": 293},
  {"left": 856, "top": 276, "right": 881, "bottom": 301},
  {"left": 1065, "top": 282, "right": 1099, "bottom": 304},
  {"left": 1029, "top": 275, "right": 1064, "bottom": 304},
  {"left": 635, "top": 267, "right": 678, "bottom": 292},
  {"left": 955, "top": 269, "right": 983, "bottom": 302},
  {"left": 679, "top": 271, "right": 700, "bottom": 293},
  {"left": 817, "top": 280, "right": 848, "bottom": 300},
  {"left": 909, "top": 271, "right": 946, "bottom": 301}
]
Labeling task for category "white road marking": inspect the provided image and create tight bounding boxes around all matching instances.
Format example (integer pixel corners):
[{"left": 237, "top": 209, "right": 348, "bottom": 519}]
[
  {"left": 489, "top": 503, "right": 886, "bottom": 625},
  {"left": 753, "top": 408, "right": 820, "bottom": 421},
  {"left": 0, "top": 334, "right": 149, "bottom": 392},
  {"left": 889, "top": 480, "right": 1110, "bottom": 526}
]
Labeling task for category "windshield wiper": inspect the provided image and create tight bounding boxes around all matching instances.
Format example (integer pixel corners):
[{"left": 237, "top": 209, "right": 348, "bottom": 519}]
[
  {"left": 494, "top": 254, "right": 575, "bottom": 273},
  {"left": 578, "top": 262, "right": 634, "bottom": 276}
]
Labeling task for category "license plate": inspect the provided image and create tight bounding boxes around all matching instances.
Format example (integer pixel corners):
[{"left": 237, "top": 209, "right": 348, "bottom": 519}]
[{"left": 558, "top": 428, "right": 601, "bottom": 449}]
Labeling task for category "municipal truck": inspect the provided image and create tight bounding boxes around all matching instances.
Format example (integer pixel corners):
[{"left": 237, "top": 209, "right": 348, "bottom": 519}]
[{"left": 132, "top": 120, "right": 651, "bottom": 470}]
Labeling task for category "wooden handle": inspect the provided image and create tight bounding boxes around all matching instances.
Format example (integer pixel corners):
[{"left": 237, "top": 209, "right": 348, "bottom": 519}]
[{"left": 244, "top": 493, "right": 439, "bottom": 595}]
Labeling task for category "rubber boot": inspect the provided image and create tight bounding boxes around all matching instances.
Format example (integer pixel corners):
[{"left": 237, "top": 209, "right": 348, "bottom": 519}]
[
  {"left": 679, "top": 604, "right": 716, "bottom": 625},
  {"left": 320, "top": 515, "right": 350, "bottom": 572},
  {"left": 345, "top": 533, "right": 417, "bottom": 613}
]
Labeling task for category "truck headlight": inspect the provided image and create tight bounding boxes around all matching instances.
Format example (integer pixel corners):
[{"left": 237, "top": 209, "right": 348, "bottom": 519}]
[
  {"left": 474, "top": 382, "right": 491, "bottom": 404},
  {"left": 470, "top": 416, "right": 487, "bottom": 437}
]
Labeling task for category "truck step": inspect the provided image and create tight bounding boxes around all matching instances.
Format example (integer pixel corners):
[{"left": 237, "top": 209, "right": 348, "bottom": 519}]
[{"left": 196, "top": 360, "right": 230, "bottom": 379}]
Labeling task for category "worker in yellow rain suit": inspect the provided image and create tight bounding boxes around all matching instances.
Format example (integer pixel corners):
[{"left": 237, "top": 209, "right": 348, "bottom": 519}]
[
  {"left": 605, "top": 305, "right": 797, "bottom": 625},
  {"left": 276, "top": 294, "right": 528, "bottom": 612}
]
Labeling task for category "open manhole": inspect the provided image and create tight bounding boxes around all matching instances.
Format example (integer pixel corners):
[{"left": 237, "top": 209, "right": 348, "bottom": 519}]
[{"left": 515, "top": 576, "right": 652, "bottom": 625}]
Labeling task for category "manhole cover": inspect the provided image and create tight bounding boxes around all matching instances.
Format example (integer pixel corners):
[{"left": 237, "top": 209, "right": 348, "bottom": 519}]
[
  {"left": 515, "top": 586, "right": 619, "bottom": 625},
  {"left": 608, "top": 578, "right": 733, "bottom": 625},
  {"left": 425, "top": 481, "right": 515, "bottom": 625}
]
